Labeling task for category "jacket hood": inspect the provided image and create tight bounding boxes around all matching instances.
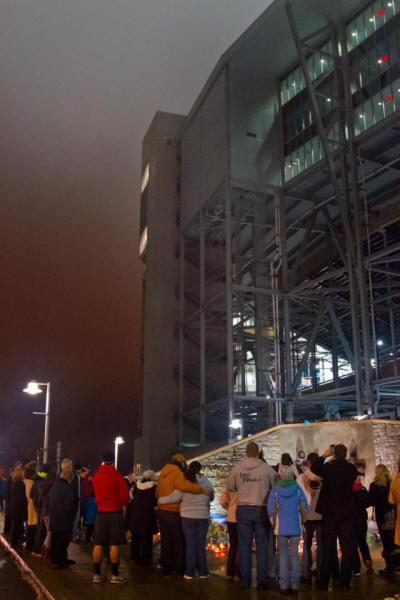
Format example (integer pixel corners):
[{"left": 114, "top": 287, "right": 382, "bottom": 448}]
[
  {"left": 137, "top": 481, "right": 156, "bottom": 490},
  {"left": 159, "top": 463, "right": 181, "bottom": 480},
  {"left": 239, "top": 458, "right": 266, "bottom": 472},
  {"left": 275, "top": 482, "right": 299, "bottom": 498},
  {"left": 97, "top": 464, "right": 118, "bottom": 477},
  {"left": 276, "top": 479, "right": 297, "bottom": 488}
]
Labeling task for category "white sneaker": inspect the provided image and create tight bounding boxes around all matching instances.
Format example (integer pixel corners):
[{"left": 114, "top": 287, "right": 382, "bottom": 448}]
[
  {"left": 92, "top": 574, "right": 104, "bottom": 583},
  {"left": 109, "top": 574, "right": 128, "bottom": 584},
  {"left": 183, "top": 574, "right": 194, "bottom": 580},
  {"left": 199, "top": 574, "right": 209, "bottom": 579}
]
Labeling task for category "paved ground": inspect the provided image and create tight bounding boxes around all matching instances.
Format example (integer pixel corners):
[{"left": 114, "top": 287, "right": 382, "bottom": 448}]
[
  {"left": 0, "top": 546, "right": 35, "bottom": 600},
  {"left": 17, "top": 539, "right": 400, "bottom": 600}
]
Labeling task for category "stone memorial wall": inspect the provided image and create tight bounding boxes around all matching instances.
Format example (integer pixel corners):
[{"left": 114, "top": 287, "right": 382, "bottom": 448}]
[{"left": 191, "top": 419, "right": 400, "bottom": 516}]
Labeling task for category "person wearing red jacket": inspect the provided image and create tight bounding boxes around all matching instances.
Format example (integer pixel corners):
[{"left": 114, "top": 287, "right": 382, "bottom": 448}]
[{"left": 91, "top": 450, "right": 129, "bottom": 584}]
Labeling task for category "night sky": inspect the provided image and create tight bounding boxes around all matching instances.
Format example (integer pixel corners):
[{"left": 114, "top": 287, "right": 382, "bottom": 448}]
[{"left": 0, "top": 0, "right": 270, "bottom": 470}]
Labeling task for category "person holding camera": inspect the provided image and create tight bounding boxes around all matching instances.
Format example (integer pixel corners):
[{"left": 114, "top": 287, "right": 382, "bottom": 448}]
[{"left": 310, "top": 444, "right": 358, "bottom": 591}]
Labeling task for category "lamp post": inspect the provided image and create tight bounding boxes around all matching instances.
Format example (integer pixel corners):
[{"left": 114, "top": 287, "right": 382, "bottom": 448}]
[
  {"left": 23, "top": 381, "right": 51, "bottom": 463},
  {"left": 114, "top": 436, "right": 125, "bottom": 470}
]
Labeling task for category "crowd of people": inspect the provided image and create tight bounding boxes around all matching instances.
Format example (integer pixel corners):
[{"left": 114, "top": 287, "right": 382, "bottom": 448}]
[{"left": 1, "top": 442, "right": 400, "bottom": 594}]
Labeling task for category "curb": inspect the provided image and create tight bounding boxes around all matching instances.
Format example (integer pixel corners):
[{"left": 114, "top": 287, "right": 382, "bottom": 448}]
[{"left": 0, "top": 534, "right": 56, "bottom": 600}]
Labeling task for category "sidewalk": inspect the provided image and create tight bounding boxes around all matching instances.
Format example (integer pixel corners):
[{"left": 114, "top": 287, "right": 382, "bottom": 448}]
[{"left": 20, "top": 538, "right": 400, "bottom": 600}]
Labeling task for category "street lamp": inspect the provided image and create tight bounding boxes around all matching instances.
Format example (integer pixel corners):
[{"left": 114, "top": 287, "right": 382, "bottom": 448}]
[
  {"left": 114, "top": 436, "right": 125, "bottom": 470},
  {"left": 23, "top": 381, "right": 51, "bottom": 463}
]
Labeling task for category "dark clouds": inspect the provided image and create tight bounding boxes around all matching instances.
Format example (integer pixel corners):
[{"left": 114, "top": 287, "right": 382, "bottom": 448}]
[{"left": 0, "top": 0, "right": 270, "bottom": 468}]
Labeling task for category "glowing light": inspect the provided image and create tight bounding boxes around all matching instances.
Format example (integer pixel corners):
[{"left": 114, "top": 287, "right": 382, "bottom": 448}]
[
  {"left": 229, "top": 419, "right": 242, "bottom": 430},
  {"left": 114, "top": 436, "right": 125, "bottom": 445},
  {"left": 377, "top": 339, "right": 384, "bottom": 347},
  {"left": 327, "top": 97, "right": 332, "bottom": 102},
  {"left": 359, "top": 114, "right": 365, "bottom": 118},
  {"left": 352, "top": 31, "right": 357, "bottom": 37},
  {"left": 376, "top": 9, "right": 384, "bottom": 15},
  {"left": 378, "top": 101, "right": 383, "bottom": 106},
  {"left": 23, "top": 381, "right": 43, "bottom": 395},
  {"left": 386, "top": 94, "right": 393, "bottom": 101},
  {"left": 141, "top": 163, "right": 149, "bottom": 194},
  {"left": 369, "top": 17, "right": 374, "bottom": 22}
]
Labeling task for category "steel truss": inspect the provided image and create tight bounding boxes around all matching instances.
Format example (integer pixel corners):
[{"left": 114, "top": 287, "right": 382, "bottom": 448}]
[{"left": 178, "top": 6, "right": 400, "bottom": 445}]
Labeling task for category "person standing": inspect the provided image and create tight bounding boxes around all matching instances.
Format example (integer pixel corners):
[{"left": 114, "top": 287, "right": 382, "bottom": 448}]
[
  {"left": 38, "top": 471, "right": 57, "bottom": 558},
  {"left": 126, "top": 470, "right": 158, "bottom": 566},
  {"left": 268, "top": 467, "right": 308, "bottom": 594},
  {"left": 85, "top": 491, "right": 97, "bottom": 543},
  {"left": 389, "top": 460, "right": 400, "bottom": 548},
  {"left": 225, "top": 441, "right": 276, "bottom": 590},
  {"left": 159, "top": 461, "right": 214, "bottom": 579},
  {"left": 91, "top": 450, "right": 129, "bottom": 584},
  {"left": 369, "top": 464, "right": 397, "bottom": 574},
  {"left": 311, "top": 445, "right": 358, "bottom": 591},
  {"left": 48, "top": 469, "right": 75, "bottom": 568},
  {"left": 156, "top": 453, "right": 209, "bottom": 577},
  {"left": 24, "top": 465, "right": 38, "bottom": 552},
  {"left": 352, "top": 477, "right": 373, "bottom": 576},
  {"left": 10, "top": 469, "right": 27, "bottom": 548},
  {"left": 220, "top": 486, "right": 239, "bottom": 580},
  {"left": 3, "top": 467, "right": 13, "bottom": 534},
  {"left": 60, "top": 458, "right": 80, "bottom": 542},
  {"left": 297, "top": 452, "right": 323, "bottom": 584}
]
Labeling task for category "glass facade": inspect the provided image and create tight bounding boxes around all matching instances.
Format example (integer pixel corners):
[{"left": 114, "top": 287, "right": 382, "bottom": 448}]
[
  {"left": 346, "top": 0, "right": 399, "bottom": 52},
  {"left": 281, "top": 0, "right": 400, "bottom": 183},
  {"left": 354, "top": 77, "right": 400, "bottom": 135},
  {"left": 281, "top": 40, "right": 334, "bottom": 106}
]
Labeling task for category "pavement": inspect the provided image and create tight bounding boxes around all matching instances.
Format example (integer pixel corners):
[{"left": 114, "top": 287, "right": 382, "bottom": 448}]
[
  {"left": 16, "top": 539, "right": 400, "bottom": 600},
  {"left": 0, "top": 545, "right": 35, "bottom": 600}
]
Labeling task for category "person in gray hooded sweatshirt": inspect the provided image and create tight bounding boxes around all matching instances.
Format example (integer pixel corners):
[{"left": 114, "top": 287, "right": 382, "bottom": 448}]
[{"left": 225, "top": 441, "right": 276, "bottom": 590}]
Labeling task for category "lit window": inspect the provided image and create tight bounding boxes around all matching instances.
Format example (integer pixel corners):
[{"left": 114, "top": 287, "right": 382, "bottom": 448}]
[
  {"left": 139, "top": 226, "right": 148, "bottom": 257},
  {"left": 141, "top": 163, "right": 149, "bottom": 194}
]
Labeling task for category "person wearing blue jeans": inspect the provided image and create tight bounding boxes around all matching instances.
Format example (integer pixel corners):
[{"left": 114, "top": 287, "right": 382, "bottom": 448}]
[
  {"left": 181, "top": 517, "right": 209, "bottom": 577},
  {"left": 268, "top": 465, "right": 308, "bottom": 594},
  {"left": 225, "top": 441, "right": 277, "bottom": 590},
  {"left": 236, "top": 505, "right": 269, "bottom": 589},
  {"left": 158, "top": 460, "right": 214, "bottom": 579},
  {"left": 277, "top": 535, "right": 301, "bottom": 592}
]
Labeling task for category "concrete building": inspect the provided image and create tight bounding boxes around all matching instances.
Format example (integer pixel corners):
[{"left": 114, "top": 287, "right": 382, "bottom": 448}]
[{"left": 135, "top": 0, "right": 400, "bottom": 470}]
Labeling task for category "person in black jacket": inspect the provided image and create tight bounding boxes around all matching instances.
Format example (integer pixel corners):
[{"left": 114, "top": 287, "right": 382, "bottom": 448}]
[
  {"left": 9, "top": 468, "right": 28, "bottom": 548},
  {"left": 3, "top": 467, "right": 14, "bottom": 534},
  {"left": 352, "top": 478, "right": 373, "bottom": 575},
  {"left": 49, "top": 469, "right": 75, "bottom": 568},
  {"left": 311, "top": 444, "right": 358, "bottom": 591},
  {"left": 126, "top": 470, "right": 158, "bottom": 565}
]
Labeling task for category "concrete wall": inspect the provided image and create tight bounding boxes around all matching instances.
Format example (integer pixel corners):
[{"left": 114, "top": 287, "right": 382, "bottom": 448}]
[
  {"left": 135, "top": 111, "right": 185, "bottom": 471},
  {"left": 229, "top": 66, "right": 281, "bottom": 187},
  {"left": 180, "top": 69, "right": 228, "bottom": 229},
  {"left": 192, "top": 420, "right": 400, "bottom": 514}
]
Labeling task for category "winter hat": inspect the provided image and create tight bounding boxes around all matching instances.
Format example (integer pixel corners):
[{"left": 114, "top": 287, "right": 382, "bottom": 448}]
[
  {"left": 102, "top": 450, "right": 115, "bottom": 464},
  {"left": 172, "top": 453, "right": 186, "bottom": 464},
  {"left": 142, "top": 470, "right": 155, "bottom": 481},
  {"left": 279, "top": 464, "right": 294, "bottom": 480}
]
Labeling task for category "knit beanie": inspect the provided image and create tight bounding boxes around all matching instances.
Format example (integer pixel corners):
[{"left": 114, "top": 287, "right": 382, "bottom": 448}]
[{"left": 279, "top": 464, "right": 294, "bottom": 480}]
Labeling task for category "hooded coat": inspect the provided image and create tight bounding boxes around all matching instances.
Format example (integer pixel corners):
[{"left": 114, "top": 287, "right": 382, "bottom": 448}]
[
  {"left": 225, "top": 457, "right": 277, "bottom": 506},
  {"left": 267, "top": 480, "right": 308, "bottom": 536},
  {"left": 49, "top": 479, "right": 75, "bottom": 533},
  {"left": 10, "top": 480, "right": 27, "bottom": 522},
  {"left": 126, "top": 480, "right": 158, "bottom": 535},
  {"left": 92, "top": 464, "right": 129, "bottom": 512},
  {"left": 156, "top": 464, "right": 204, "bottom": 512}
]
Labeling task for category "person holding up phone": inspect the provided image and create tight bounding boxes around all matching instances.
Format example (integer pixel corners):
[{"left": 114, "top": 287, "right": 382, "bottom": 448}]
[{"left": 310, "top": 445, "right": 358, "bottom": 591}]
